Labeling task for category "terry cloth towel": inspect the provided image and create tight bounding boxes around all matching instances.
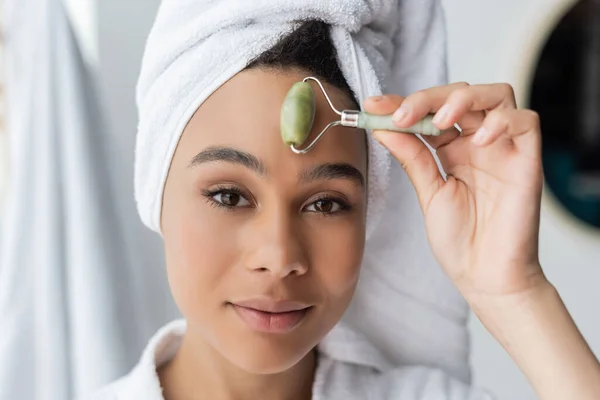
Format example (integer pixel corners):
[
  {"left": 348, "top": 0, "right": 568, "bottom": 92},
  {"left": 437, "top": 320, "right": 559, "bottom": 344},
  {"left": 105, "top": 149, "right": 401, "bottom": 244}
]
[{"left": 135, "top": 0, "right": 471, "bottom": 385}]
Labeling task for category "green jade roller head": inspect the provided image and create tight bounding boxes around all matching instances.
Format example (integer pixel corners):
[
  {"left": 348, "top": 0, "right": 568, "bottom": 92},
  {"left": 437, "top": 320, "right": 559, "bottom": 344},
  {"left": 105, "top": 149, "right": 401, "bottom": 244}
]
[{"left": 280, "top": 76, "right": 443, "bottom": 154}]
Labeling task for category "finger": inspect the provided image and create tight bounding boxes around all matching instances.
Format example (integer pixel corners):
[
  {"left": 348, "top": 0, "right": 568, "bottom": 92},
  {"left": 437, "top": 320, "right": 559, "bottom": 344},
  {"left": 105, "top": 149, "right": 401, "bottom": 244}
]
[
  {"left": 396, "top": 83, "right": 486, "bottom": 134},
  {"left": 391, "top": 82, "right": 470, "bottom": 127},
  {"left": 454, "top": 111, "right": 486, "bottom": 136},
  {"left": 366, "top": 94, "right": 464, "bottom": 162},
  {"left": 422, "top": 126, "right": 461, "bottom": 150},
  {"left": 363, "top": 94, "right": 405, "bottom": 115},
  {"left": 472, "top": 109, "right": 541, "bottom": 160},
  {"left": 432, "top": 83, "right": 517, "bottom": 130},
  {"left": 373, "top": 130, "right": 444, "bottom": 213},
  {"left": 395, "top": 83, "right": 517, "bottom": 131},
  {"left": 431, "top": 129, "right": 476, "bottom": 176},
  {"left": 366, "top": 92, "right": 484, "bottom": 139},
  {"left": 436, "top": 144, "right": 470, "bottom": 177}
]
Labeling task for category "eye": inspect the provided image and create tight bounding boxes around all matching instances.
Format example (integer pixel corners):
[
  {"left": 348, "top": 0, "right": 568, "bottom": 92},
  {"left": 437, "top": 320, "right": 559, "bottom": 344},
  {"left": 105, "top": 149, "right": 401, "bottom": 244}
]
[
  {"left": 214, "top": 191, "right": 251, "bottom": 207},
  {"left": 304, "top": 197, "right": 348, "bottom": 214},
  {"left": 203, "top": 187, "right": 252, "bottom": 209}
]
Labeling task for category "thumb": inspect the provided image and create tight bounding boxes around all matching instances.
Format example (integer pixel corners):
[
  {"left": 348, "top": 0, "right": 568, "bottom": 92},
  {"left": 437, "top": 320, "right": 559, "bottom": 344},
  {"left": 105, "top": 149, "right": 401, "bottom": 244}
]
[
  {"left": 374, "top": 131, "right": 444, "bottom": 213},
  {"left": 365, "top": 95, "right": 445, "bottom": 212}
]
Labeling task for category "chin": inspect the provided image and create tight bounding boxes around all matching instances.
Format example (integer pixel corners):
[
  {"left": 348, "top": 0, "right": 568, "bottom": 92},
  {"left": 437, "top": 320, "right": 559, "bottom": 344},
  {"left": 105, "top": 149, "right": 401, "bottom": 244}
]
[{"left": 218, "top": 334, "right": 317, "bottom": 375}]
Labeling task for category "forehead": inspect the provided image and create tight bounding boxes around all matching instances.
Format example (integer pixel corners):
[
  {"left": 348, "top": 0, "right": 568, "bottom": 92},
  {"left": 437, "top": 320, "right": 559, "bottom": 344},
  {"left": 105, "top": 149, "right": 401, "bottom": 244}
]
[{"left": 174, "top": 69, "right": 367, "bottom": 175}]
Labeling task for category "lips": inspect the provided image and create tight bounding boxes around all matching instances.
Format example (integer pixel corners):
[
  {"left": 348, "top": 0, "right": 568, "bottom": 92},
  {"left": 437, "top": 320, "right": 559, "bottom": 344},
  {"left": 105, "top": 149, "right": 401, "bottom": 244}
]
[{"left": 230, "top": 298, "right": 312, "bottom": 334}]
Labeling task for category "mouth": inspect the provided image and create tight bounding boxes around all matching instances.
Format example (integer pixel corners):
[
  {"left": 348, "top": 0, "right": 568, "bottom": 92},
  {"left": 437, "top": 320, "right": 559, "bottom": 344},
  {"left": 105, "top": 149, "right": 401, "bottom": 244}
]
[{"left": 229, "top": 298, "right": 313, "bottom": 334}]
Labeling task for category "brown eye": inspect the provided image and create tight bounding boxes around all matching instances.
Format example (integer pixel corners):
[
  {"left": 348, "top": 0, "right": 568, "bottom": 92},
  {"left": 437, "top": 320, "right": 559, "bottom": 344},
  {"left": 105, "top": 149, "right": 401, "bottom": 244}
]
[
  {"left": 314, "top": 199, "right": 333, "bottom": 213},
  {"left": 210, "top": 190, "right": 251, "bottom": 208},
  {"left": 221, "top": 192, "right": 240, "bottom": 206},
  {"left": 305, "top": 196, "right": 350, "bottom": 215}
]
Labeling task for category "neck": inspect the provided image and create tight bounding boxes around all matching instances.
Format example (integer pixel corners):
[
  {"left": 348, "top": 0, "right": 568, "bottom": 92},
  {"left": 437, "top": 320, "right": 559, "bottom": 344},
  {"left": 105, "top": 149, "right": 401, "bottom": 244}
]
[{"left": 158, "top": 329, "right": 316, "bottom": 400}]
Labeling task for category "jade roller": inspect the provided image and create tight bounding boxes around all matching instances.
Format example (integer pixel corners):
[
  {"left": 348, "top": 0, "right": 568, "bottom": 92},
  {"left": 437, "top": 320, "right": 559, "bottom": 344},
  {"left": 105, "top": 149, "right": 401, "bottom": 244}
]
[{"left": 281, "top": 76, "right": 442, "bottom": 154}]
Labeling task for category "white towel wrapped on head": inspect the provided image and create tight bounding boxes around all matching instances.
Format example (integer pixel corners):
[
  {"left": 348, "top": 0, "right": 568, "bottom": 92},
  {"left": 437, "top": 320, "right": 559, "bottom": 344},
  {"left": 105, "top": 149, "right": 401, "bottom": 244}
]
[{"left": 135, "top": 0, "right": 471, "bottom": 387}]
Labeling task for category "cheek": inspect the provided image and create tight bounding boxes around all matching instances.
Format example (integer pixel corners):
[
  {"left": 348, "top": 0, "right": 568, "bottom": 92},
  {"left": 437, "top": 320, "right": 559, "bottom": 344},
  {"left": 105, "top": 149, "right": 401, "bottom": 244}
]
[
  {"left": 162, "top": 197, "right": 239, "bottom": 318},
  {"left": 310, "top": 216, "right": 366, "bottom": 299}
]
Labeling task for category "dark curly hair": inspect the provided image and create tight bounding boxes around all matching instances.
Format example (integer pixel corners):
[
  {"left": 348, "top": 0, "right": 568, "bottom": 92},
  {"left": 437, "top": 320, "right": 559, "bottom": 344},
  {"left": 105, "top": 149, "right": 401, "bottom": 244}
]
[{"left": 246, "top": 20, "right": 358, "bottom": 108}]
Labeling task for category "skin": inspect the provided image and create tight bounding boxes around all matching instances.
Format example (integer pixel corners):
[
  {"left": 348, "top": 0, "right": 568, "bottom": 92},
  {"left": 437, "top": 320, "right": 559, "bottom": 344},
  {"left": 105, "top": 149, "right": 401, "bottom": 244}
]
[
  {"left": 158, "top": 68, "right": 367, "bottom": 400},
  {"left": 365, "top": 83, "right": 600, "bottom": 399}
]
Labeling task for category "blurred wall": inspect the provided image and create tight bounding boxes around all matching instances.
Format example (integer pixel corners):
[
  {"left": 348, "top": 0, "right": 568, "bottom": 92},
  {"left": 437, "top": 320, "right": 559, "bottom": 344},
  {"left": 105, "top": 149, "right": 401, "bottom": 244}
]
[{"left": 67, "top": 1, "right": 600, "bottom": 399}]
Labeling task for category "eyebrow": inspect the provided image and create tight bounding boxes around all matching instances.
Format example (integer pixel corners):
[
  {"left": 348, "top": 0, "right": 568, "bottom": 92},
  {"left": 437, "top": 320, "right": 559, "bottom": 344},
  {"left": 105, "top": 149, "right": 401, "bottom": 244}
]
[
  {"left": 189, "top": 146, "right": 267, "bottom": 176},
  {"left": 300, "top": 163, "right": 365, "bottom": 187},
  {"left": 189, "top": 146, "right": 364, "bottom": 187}
]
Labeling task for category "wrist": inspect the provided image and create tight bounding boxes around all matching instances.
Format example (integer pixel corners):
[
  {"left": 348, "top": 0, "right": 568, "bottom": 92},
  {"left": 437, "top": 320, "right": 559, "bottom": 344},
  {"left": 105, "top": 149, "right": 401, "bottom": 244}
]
[
  {"left": 463, "top": 270, "right": 553, "bottom": 320},
  {"left": 465, "top": 274, "right": 559, "bottom": 352},
  {"left": 464, "top": 273, "right": 600, "bottom": 400}
]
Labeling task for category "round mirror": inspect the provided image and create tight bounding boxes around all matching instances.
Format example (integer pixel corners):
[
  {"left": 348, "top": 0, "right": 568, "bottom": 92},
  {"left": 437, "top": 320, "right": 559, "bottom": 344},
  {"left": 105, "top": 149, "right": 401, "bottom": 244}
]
[{"left": 530, "top": 0, "right": 600, "bottom": 230}]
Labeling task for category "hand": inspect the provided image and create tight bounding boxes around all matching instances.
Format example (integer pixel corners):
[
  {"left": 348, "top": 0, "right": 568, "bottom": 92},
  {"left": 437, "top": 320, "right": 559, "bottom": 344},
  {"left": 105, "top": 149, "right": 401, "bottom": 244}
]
[{"left": 364, "top": 82, "right": 546, "bottom": 301}]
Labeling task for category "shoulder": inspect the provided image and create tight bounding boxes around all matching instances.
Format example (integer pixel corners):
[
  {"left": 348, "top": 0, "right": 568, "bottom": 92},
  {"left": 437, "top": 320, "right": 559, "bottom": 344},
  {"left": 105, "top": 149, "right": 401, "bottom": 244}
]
[
  {"left": 77, "top": 319, "right": 186, "bottom": 400},
  {"left": 78, "top": 365, "right": 163, "bottom": 400},
  {"left": 314, "top": 355, "right": 494, "bottom": 400},
  {"left": 78, "top": 356, "right": 166, "bottom": 400}
]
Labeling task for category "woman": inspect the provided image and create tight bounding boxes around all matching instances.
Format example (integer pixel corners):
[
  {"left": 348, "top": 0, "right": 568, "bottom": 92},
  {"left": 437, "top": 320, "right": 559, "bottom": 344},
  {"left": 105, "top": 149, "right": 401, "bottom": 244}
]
[{"left": 89, "top": 8, "right": 600, "bottom": 400}]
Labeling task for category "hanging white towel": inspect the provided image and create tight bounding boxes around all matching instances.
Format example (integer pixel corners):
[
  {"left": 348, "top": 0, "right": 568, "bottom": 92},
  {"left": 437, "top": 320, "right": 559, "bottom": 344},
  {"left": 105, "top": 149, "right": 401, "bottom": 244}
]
[{"left": 0, "top": 1, "right": 177, "bottom": 399}]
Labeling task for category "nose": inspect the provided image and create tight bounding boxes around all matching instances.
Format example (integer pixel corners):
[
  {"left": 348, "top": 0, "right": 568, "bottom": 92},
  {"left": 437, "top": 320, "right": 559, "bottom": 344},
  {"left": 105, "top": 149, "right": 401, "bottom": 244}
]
[{"left": 243, "top": 208, "right": 309, "bottom": 278}]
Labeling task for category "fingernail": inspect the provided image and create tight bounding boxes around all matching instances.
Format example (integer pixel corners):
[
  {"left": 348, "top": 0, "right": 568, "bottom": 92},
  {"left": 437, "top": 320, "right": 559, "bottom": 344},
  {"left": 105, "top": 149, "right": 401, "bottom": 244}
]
[
  {"left": 432, "top": 104, "right": 451, "bottom": 125},
  {"left": 392, "top": 104, "right": 411, "bottom": 125},
  {"left": 472, "top": 127, "right": 488, "bottom": 145}
]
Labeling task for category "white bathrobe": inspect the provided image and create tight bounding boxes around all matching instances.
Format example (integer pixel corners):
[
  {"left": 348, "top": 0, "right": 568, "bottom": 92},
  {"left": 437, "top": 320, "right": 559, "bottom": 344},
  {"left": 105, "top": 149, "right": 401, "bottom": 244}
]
[{"left": 87, "top": 320, "right": 493, "bottom": 400}]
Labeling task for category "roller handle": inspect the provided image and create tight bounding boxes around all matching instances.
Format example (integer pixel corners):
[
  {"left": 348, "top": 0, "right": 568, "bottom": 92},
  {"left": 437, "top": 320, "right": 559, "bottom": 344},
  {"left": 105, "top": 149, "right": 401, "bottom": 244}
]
[{"left": 357, "top": 112, "right": 441, "bottom": 136}]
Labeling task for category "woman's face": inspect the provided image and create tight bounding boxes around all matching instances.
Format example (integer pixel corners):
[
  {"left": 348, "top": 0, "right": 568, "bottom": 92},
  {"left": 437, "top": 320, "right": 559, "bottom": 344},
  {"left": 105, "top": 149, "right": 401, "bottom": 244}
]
[{"left": 161, "top": 69, "right": 367, "bottom": 373}]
